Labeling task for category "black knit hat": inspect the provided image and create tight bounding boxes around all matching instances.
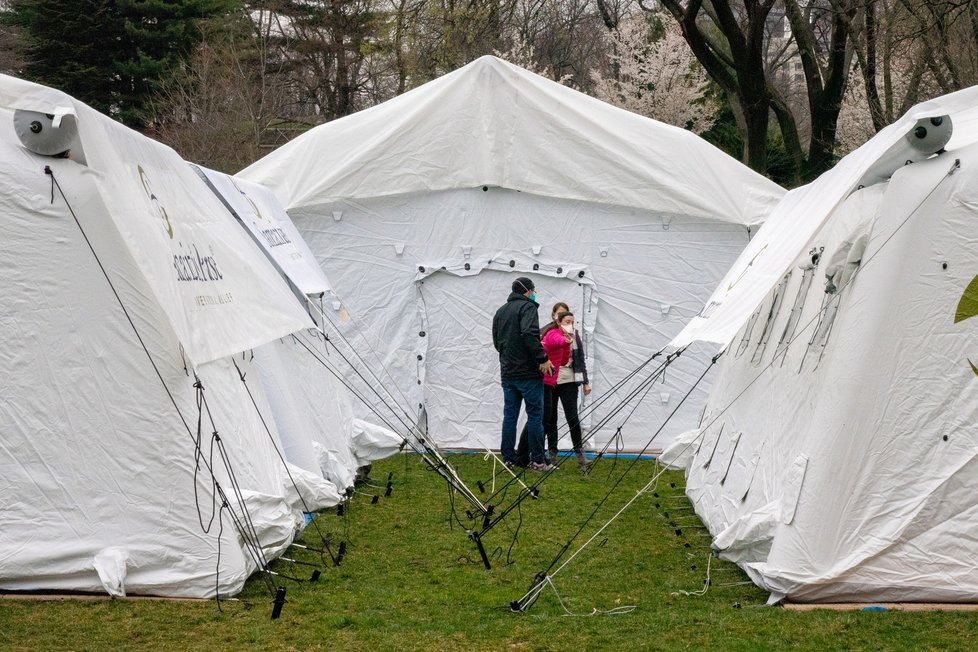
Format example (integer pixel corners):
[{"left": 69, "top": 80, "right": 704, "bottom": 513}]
[{"left": 512, "top": 277, "right": 535, "bottom": 294}]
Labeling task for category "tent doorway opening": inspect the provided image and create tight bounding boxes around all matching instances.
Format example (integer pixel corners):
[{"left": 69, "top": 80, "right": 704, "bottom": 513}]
[{"left": 416, "top": 269, "right": 594, "bottom": 450}]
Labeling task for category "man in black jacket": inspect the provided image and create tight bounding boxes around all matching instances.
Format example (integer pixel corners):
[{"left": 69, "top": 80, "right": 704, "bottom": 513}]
[{"left": 492, "top": 277, "right": 554, "bottom": 470}]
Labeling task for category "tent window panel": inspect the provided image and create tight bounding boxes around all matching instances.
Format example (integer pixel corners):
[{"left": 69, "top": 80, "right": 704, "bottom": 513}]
[
  {"left": 775, "top": 264, "right": 817, "bottom": 364},
  {"left": 699, "top": 423, "right": 725, "bottom": 469},
  {"left": 801, "top": 236, "right": 867, "bottom": 371},
  {"left": 719, "top": 431, "right": 743, "bottom": 485},
  {"left": 750, "top": 272, "right": 791, "bottom": 366},
  {"left": 735, "top": 308, "right": 763, "bottom": 358}
]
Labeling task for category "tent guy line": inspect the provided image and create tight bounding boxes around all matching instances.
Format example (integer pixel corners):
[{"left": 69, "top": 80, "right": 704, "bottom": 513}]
[
  {"left": 193, "top": 378, "right": 279, "bottom": 591},
  {"left": 510, "top": 354, "right": 717, "bottom": 612},
  {"left": 291, "top": 325, "right": 486, "bottom": 516},
  {"left": 304, "top": 296, "right": 482, "bottom": 492},
  {"left": 232, "top": 358, "right": 345, "bottom": 567},
  {"left": 524, "top": 155, "right": 965, "bottom": 612},
  {"left": 686, "top": 156, "right": 962, "bottom": 458},
  {"left": 479, "top": 350, "right": 676, "bottom": 532},
  {"left": 305, "top": 297, "right": 468, "bottom": 480},
  {"left": 479, "top": 350, "right": 669, "bottom": 509},
  {"left": 307, "top": 294, "right": 424, "bottom": 431},
  {"left": 291, "top": 328, "right": 490, "bottom": 517},
  {"left": 44, "top": 165, "right": 285, "bottom": 613}
]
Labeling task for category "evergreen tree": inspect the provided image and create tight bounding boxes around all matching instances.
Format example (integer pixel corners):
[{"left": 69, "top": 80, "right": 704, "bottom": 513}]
[{"left": 11, "top": 0, "right": 234, "bottom": 127}]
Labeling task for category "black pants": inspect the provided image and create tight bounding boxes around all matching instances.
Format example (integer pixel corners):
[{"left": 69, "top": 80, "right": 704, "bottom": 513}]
[
  {"left": 555, "top": 382, "right": 584, "bottom": 452},
  {"left": 516, "top": 383, "right": 582, "bottom": 464}
]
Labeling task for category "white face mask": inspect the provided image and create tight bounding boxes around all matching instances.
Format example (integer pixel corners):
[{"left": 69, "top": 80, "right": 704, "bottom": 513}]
[{"left": 561, "top": 323, "right": 574, "bottom": 334}]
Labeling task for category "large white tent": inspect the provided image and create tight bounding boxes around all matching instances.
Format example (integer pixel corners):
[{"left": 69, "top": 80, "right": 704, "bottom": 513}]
[
  {"left": 240, "top": 55, "right": 785, "bottom": 453},
  {"left": 0, "top": 76, "right": 341, "bottom": 598},
  {"left": 662, "top": 87, "right": 978, "bottom": 602}
]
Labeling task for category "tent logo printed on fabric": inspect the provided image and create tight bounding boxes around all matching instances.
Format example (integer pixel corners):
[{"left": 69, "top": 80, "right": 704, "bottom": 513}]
[
  {"left": 226, "top": 176, "right": 292, "bottom": 249},
  {"left": 137, "top": 164, "right": 225, "bottom": 284},
  {"left": 954, "top": 274, "right": 978, "bottom": 377},
  {"left": 257, "top": 227, "right": 293, "bottom": 249},
  {"left": 137, "top": 165, "right": 174, "bottom": 240}
]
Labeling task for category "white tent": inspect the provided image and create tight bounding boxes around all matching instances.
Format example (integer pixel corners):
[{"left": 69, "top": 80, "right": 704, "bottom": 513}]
[
  {"left": 0, "top": 75, "right": 340, "bottom": 598},
  {"left": 239, "top": 55, "right": 785, "bottom": 452},
  {"left": 662, "top": 86, "right": 978, "bottom": 602},
  {"left": 192, "top": 165, "right": 404, "bottom": 491}
]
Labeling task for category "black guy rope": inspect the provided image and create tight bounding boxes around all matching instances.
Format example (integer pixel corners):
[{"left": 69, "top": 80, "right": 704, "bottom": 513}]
[
  {"left": 292, "top": 330, "right": 489, "bottom": 517},
  {"left": 232, "top": 358, "right": 343, "bottom": 567},
  {"left": 479, "top": 351, "right": 678, "bottom": 541},
  {"left": 306, "top": 299, "right": 483, "bottom": 514},
  {"left": 479, "top": 350, "right": 670, "bottom": 510}
]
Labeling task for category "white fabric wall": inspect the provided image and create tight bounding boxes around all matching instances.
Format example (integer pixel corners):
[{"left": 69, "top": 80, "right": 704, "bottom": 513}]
[
  {"left": 671, "top": 85, "right": 978, "bottom": 351},
  {"left": 252, "top": 335, "right": 361, "bottom": 492},
  {"left": 290, "top": 187, "right": 751, "bottom": 451},
  {"left": 239, "top": 56, "right": 783, "bottom": 225}
]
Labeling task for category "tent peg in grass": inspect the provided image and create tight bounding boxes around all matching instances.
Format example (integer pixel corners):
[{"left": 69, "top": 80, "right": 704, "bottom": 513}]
[
  {"left": 270, "top": 587, "right": 287, "bottom": 620},
  {"left": 469, "top": 531, "right": 492, "bottom": 569}
]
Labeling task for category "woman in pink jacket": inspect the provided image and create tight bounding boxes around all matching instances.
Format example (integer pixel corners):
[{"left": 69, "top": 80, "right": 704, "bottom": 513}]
[
  {"left": 516, "top": 311, "right": 573, "bottom": 467},
  {"left": 541, "top": 312, "right": 573, "bottom": 456}
]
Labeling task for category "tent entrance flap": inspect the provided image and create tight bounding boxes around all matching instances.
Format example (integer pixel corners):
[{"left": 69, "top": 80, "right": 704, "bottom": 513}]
[{"left": 415, "top": 268, "right": 595, "bottom": 450}]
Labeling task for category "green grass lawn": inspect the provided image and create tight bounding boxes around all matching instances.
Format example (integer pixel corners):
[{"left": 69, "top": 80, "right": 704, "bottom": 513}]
[{"left": 2, "top": 454, "right": 977, "bottom": 651}]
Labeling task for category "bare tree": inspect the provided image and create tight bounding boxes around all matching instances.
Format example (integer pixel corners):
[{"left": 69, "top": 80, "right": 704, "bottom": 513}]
[
  {"left": 646, "top": 0, "right": 859, "bottom": 181},
  {"left": 591, "top": 13, "right": 716, "bottom": 129},
  {"left": 253, "top": 0, "right": 384, "bottom": 121},
  {"left": 648, "top": 0, "right": 779, "bottom": 173},
  {"left": 0, "top": 26, "right": 22, "bottom": 75},
  {"left": 778, "top": 0, "right": 858, "bottom": 180},
  {"left": 151, "top": 12, "right": 294, "bottom": 171}
]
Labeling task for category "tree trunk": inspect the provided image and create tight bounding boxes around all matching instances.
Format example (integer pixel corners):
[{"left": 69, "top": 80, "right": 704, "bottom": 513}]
[{"left": 654, "top": 0, "right": 777, "bottom": 176}]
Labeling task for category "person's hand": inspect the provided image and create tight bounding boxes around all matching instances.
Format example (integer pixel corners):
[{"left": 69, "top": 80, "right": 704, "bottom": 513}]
[
  {"left": 583, "top": 384, "right": 592, "bottom": 396},
  {"left": 539, "top": 360, "right": 555, "bottom": 375},
  {"left": 564, "top": 331, "right": 574, "bottom": 343}
]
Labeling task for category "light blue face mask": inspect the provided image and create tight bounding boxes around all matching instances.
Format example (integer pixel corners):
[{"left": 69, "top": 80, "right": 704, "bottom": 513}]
[{"left": 529, "top": 292, "right": 537, "bottom": 302}]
